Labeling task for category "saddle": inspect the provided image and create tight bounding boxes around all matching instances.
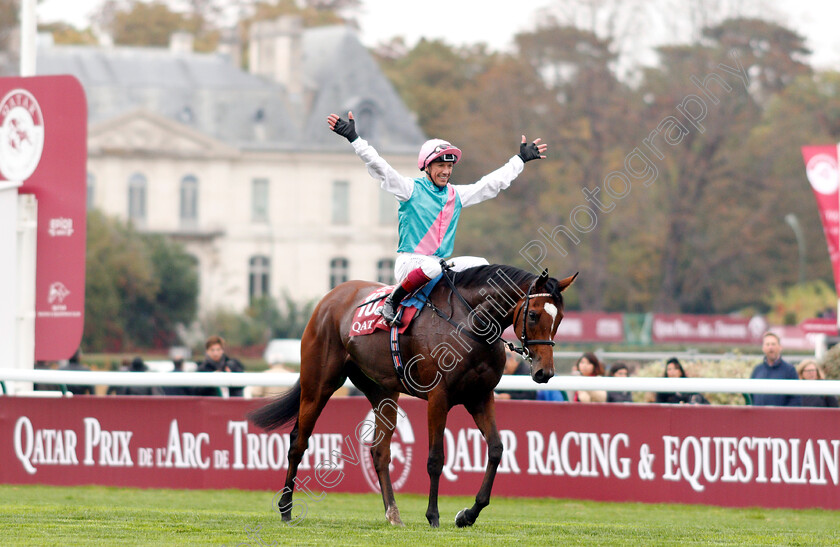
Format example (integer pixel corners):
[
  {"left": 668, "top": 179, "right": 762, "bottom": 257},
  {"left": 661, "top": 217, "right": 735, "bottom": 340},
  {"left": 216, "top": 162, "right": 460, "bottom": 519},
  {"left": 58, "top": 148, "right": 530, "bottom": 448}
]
[
  {"left": 349, "top": 274, "right": 443, "bottom": 397},
  {"left": 348, "top": 274, "right": 443, "bottom": 337}
]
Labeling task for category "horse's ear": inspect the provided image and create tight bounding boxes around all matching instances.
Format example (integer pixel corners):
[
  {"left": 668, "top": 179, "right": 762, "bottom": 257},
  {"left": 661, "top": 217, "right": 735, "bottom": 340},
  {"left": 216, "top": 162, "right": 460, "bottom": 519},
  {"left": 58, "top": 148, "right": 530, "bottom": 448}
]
[
  {"left": 557, "top": 272, "right": 578, "bottom": 293},
  {"left": 535, "top": 268, "right": 549, "bottom": 290}
]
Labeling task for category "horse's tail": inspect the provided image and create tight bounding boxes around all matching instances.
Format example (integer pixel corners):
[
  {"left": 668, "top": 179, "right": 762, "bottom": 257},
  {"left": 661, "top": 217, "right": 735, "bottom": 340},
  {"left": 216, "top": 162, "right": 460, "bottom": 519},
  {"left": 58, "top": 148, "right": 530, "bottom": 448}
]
[{"left": 247, "top": 380, "right": 302, "bottom": 431}]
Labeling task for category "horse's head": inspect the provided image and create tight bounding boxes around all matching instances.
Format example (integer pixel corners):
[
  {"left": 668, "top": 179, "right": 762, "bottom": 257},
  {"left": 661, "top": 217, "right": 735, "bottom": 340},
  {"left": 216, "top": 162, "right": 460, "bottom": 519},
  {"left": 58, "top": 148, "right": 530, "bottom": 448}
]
[{"left": 512, "top": 269, "right": 577, "bottom": 383}]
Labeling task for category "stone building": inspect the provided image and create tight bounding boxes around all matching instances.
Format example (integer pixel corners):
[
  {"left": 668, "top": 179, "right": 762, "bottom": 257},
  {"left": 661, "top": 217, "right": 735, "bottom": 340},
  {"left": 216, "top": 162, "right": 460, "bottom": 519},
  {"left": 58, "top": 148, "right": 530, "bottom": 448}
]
[{"left": 36, "top": 17, "right": 425, "bottom": 314}]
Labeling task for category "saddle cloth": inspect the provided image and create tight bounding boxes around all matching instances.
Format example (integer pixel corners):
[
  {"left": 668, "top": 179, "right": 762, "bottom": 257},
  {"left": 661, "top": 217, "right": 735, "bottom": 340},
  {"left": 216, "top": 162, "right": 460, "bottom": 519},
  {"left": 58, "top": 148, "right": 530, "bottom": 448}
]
[{"left": 348, "top": 274, "right": 443, "bottom": 337}]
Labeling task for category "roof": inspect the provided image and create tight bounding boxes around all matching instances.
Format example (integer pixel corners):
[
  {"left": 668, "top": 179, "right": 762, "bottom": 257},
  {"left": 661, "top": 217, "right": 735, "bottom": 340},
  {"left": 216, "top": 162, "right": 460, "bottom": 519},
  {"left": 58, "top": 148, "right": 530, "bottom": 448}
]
[{"left": 35, "top": 24, "right": 425, "bottom": 154}]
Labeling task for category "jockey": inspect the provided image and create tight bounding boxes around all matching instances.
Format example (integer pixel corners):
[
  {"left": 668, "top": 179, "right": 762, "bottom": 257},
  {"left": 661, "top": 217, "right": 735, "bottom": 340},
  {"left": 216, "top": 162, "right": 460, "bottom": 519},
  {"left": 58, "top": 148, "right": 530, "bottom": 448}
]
[{"left": 327, "top": 111, "right": 547, "bottom": 326}]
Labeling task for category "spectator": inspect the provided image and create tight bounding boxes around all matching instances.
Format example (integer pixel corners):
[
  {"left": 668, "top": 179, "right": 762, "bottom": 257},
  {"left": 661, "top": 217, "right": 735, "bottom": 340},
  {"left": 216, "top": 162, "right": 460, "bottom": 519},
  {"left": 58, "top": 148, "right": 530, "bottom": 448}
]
[
  {"left": 197, "top": 335, "right": 245, "bottom": 396},
  {"left": 606, "top": 362, "right": 633, "bottom": 403},
  {"left": 656, "top": 357, "right": 708, "bottom": 404},
  {"left": 107, "top": 358, "right": 131, "bottom": 395},
  {"left": 161, "top": 358, "right": 194, "bottom": 396},
  {"left": 33, "top": 361, "right": 60, "bottom": 392},
  {"left": 495, "top": 350, "right": 536, "bottom": 400},
  {"left": 112, "top": 357, "right": 162, "bottom": 396},
  {"left": 796, "top": 359, "right": 838, "bottom": 408},
  {"left": 58, "top": 349, "right": 95, "bottom": 395},
  {"left": 750, "top": 332, "right": 801, "bottom": 406},
  {"left": 573, "top": 352, "right": 607, "bottom": 403},
  {"left": 251, "top": 362, "right": 296, "bottom": 398}
]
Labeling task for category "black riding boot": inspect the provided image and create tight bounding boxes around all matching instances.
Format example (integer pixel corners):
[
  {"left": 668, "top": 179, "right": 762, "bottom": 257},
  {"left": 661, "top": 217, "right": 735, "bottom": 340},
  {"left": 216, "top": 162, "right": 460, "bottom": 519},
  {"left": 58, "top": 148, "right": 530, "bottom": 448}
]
[{"left": 381, "top": 284, "right": 410, "bottom": 326}]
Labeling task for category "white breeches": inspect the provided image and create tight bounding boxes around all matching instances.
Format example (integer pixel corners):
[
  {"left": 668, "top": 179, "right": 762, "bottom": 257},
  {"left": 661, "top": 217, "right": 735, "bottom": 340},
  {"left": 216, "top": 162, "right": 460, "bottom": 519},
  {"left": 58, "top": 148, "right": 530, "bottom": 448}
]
[{"left": 394, "top": 253, "right": 489, "bottom": 283}]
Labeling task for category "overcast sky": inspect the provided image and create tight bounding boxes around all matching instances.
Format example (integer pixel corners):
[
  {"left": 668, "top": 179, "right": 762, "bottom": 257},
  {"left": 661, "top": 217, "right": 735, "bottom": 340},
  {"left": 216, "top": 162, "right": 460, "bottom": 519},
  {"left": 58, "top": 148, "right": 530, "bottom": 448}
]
[{"left": 35, "top": 0, "right": 840, "bottom": 70}]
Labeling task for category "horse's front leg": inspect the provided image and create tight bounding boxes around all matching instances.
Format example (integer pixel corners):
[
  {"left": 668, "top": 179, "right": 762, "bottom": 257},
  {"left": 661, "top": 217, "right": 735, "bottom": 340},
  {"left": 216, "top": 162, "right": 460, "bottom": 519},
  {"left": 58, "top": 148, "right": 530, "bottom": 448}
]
[
  {"left": 369, "top": 393, "right": 404, "bottom": 526},
  {"left": 455, "top": 393, "right": 502, "bottom": 528},
  {"left": 425, "top": 392, "right": 449, "bottom": 527}
]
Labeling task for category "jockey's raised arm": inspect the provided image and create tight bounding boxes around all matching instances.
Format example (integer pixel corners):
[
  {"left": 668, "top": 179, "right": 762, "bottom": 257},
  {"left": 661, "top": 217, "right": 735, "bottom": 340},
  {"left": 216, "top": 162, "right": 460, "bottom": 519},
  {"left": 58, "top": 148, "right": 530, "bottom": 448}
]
[{"left": 327, "top": 111, "right": 548, "bottom": 326}]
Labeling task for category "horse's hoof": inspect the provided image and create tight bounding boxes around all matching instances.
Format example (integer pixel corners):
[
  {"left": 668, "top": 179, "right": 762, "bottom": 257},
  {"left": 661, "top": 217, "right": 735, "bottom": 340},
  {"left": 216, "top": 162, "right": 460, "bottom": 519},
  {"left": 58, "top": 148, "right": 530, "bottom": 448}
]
[
  {"left": 428, "top": 517, "right": 440, "bottom": 528},
  {"left": 386, "top": 507, "right": 404, "bottom": 526},
  {"left": 455, "top": 508, "right": 472, "bottom": 528}
]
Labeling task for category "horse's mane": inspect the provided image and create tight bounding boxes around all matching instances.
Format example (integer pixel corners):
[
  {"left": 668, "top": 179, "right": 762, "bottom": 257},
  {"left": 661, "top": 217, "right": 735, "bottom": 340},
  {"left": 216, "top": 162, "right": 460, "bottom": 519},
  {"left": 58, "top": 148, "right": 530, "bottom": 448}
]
[{"left": 451, "top": 264, "right": 565, "bottom": 305}]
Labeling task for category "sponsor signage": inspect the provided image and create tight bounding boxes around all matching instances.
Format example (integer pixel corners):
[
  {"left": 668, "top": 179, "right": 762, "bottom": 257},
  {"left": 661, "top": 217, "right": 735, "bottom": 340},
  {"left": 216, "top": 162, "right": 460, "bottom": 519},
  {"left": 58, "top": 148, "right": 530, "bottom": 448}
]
[
  {"left": 1, "top": 397, "right": 838, "bottom": 510},
  {"left": 650, "top": 314, "right": 766, "bottom": 345},
  {"left": 503, "top": 312, "right": 625, "bottom": 343},
  {"left": 0, "top": 76, "right": 88, "bottom": 360},
  {"left": 801, "top": 146, "right": 840, "bottom": 296}
]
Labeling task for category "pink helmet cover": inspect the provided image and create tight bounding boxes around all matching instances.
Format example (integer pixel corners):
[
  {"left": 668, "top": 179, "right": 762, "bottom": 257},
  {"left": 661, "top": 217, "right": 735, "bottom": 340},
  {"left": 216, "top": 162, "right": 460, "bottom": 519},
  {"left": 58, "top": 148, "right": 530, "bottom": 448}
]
[{"left": 418, "top": 139, "right": 462, "bottom": 170}]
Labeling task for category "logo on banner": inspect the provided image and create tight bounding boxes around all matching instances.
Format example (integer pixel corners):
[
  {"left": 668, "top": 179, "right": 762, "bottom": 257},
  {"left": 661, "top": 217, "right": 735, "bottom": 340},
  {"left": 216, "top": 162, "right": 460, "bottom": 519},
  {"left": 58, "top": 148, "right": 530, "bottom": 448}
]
[
  {"left": 48, "top": 217, "right": 74, "bottom": 237},
  {"left": 805, "top": 153, "right": 839, "bottom": 195},
  {"left": 747, "top": 315, "right": 768, "bottom": 340},
  {"left": 0, "top": 89, "right": 45, "bottom": 181},
  {"left": 48, "top": 282, "right": 70, "bottom": 305},
  {"left": 359, "top": 407, "right": 415, "bottom": 493}
]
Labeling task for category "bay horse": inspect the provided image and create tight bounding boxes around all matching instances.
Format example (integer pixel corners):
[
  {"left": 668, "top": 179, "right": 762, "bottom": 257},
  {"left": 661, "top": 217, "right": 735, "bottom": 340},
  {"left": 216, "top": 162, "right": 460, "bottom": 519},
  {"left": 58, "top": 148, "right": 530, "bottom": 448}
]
[{"left": 249, "top": 264, "right": 576, "bottom": 527}]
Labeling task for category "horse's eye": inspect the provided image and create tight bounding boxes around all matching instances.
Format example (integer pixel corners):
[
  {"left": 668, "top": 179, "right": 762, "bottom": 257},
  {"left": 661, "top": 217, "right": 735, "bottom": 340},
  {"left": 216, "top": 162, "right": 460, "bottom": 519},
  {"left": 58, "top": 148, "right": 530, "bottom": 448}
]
[{"left": 527, "top": 311, "right": 538, "bottom": 322}]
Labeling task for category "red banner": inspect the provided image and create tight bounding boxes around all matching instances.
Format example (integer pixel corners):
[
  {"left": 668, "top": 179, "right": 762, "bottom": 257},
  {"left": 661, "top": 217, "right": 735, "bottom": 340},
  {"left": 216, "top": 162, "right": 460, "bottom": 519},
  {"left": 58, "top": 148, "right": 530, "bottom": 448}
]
[
  {"left": 3, "top": 76, "right": 88, "bottom": 360},
  {"left": 503, "top": 312, "right": 625, "bottom": 343},
  {"left": 799, "top": 317, "right": 838, "bottom": 336},
  {"left": 2, "top": 397, "right": 838, "bottom": 510},
  {"left": 802, "top": 145, "right": 840, "bottom": 295},
  {"left": 651, "top": 314, "right": 766, "bottom": 345}
]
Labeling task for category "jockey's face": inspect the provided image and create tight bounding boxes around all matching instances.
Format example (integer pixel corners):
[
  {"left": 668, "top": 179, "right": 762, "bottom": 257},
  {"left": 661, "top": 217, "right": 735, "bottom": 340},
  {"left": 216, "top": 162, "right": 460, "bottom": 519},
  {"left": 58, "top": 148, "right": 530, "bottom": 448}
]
[{"left": 426, "top": 160, "right": 453, "bottom": 188}]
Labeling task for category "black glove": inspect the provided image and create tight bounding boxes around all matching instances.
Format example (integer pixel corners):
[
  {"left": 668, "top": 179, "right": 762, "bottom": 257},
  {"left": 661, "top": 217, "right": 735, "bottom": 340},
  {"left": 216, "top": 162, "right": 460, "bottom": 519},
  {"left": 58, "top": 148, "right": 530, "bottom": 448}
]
[
  {"left": 518, "top": 141, "right": 542, "bottom": 163},
  {"left": 332, "top": 116, "right": 358, "bottom": 142}
]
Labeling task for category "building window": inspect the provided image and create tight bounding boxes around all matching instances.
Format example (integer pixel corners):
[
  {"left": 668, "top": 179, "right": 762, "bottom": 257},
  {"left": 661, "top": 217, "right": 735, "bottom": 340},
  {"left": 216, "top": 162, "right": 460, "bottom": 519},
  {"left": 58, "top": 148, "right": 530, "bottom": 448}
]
[
  {"left": 332, "top": 180, "right": 349, "bottom": 225},
  {"left": 252, "top": 178, "right": 269, "bottom": 223},
  {"left": 379, "top": 189, "right": 396, "bottom": 225},
  {"left": 128, "top": 172, "right": 147, "bottom": 226},
  {"left": 180, "top": 174, "right": 199, "bottom": 227},
  {"left": 249, "top": 256, "right": 271, "bottom": 302},
  {"left": 329, "top": 257, "right": 349, "bottom": 289},
  {"left": 86, "top": 172, "right": 95, "bottom": 210},
  {"left": 376, "top": 259, "right": 395, "bottom": 285}
]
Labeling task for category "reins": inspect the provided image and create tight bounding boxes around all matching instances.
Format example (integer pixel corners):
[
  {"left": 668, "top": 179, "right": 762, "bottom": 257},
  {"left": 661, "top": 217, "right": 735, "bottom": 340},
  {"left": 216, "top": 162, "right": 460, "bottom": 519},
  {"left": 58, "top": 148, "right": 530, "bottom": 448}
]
[{"left": 425, "top": 263, "right": 556, "bottom": 361}]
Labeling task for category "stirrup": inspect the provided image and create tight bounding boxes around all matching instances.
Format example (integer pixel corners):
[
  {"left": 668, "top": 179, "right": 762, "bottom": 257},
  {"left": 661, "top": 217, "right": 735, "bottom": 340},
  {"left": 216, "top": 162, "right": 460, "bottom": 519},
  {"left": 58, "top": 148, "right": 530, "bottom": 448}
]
[{"left": 381, "top": 299, "right": 402, "bottom": 327}]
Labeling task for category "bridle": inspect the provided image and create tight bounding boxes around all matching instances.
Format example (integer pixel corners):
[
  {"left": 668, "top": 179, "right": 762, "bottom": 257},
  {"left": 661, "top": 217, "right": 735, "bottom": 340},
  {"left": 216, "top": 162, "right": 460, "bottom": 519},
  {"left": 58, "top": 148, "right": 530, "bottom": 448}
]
[
  {"left": 420, "top": 263, "right": 557, "bottom": 361},
  {"left": 507, "top": 278, "right": 557, "bottom": 361}
]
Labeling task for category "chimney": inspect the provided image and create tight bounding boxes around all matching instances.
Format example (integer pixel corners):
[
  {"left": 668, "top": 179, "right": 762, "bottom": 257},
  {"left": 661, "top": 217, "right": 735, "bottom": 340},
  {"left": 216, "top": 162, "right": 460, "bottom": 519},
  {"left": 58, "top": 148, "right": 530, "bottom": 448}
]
[
  {"left": 169, "top": 32, "right": 194, "bottom": 55},
  {"left": 216, "top": 28, "right": 241, "bottom": 67},
  {"left": 248, "top": 16, "right": 303, "bottom": 97}
]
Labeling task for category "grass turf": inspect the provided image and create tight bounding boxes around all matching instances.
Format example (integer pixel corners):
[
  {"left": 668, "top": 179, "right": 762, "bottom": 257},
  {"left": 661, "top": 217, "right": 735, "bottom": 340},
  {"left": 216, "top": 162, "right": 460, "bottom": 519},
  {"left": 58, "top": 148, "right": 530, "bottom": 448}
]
[{"left": 1, "top": 484, "right": 838, "bottom": 545}]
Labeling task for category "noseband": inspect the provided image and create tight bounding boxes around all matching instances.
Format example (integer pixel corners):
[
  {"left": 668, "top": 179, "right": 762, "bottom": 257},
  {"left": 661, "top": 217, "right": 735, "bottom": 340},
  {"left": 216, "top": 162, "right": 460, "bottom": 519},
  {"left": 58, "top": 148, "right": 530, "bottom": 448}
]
[{"left": 508, "top": 279, "right": 556, "bottom": 361}]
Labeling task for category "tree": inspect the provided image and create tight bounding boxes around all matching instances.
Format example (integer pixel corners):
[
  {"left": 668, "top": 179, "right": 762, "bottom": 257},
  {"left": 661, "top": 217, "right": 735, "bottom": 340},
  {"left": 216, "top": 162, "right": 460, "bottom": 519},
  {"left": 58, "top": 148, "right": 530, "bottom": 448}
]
[
  {"left": 40, "top": 22, "right": 97, "bottom": 45},
  {"left": 0, "top": 0, "right": 19, "bottom": 74},
  {"left": 702, "top": 17, "right": 812, "bottom": 104},
  {"left": 636, "top": 18, "right": 815, "bottom": 314},
  {"left": 83, "top": 211, "right": 198, "bottom": 351},
  {"left": 514, "top": 20, "right": 641, "bottom": 309},
  {"left": 199, "top": 293, "right": 315, "bottom": 349},
  {"left": 98, "top": 0, "right": 220, "bottom": 51}
]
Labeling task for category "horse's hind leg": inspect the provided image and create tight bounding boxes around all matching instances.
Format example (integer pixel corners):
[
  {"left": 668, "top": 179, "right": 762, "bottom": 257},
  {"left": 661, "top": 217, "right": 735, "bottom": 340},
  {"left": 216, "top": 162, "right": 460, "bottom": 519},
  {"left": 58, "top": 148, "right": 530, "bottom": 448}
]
[
  {"left": 277, "top": 339, "right": 347, "bottom": 523},
  {"left": 346, "top": 367, "right": 403, "bottom": 526},
  {"left": 455, "top": 392, "right": 502, "bottom": 528}
]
